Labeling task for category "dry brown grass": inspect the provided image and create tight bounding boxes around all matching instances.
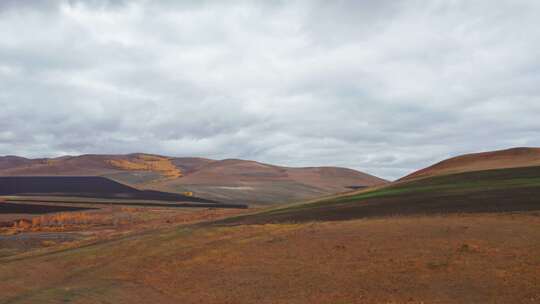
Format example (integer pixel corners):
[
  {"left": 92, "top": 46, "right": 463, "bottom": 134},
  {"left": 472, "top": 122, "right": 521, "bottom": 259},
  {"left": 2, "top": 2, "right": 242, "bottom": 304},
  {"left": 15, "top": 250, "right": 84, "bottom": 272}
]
[
  {"left": 10, "top": 210, "right": 134, "bottom": 232},
  {"left": 402, "top": 147, "right": 540, "bottom": 181},
  {"left": 2, "top": 205, "right": 250, "bottom": 237},
  {"left": 0, "top": 212, "right": 538, "bottom": 303}
]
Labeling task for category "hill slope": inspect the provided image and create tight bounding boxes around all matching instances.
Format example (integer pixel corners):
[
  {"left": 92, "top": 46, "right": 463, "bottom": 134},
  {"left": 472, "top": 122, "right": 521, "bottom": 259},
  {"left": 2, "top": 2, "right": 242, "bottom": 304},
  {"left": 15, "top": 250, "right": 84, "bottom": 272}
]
[
  {"left": 401, "top": 147, "right": 540, "bottom": 181},
  {"left": 225, "top": 164, "right": 540, "bottom": 224},
  {"left": 0, "top": 154, "right": 387, "bottom": 205},
  {"left": 0, "top": 154, "right": 181, "bottom": 178},
  {"left": 146, "top": 159, "right": 387, "bottom": 205}
]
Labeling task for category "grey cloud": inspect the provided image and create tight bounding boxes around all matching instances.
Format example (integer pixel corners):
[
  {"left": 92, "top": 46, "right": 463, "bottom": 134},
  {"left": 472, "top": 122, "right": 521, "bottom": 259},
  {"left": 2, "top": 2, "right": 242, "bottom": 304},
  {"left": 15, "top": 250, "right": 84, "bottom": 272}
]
[{"left": 1, "top": 0, "right": 540, "bottom": 180}]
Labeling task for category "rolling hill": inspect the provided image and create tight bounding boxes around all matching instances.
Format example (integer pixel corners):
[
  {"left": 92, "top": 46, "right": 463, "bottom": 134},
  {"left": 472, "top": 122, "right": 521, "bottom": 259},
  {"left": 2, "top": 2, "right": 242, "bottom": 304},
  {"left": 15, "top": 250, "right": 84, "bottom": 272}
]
[
  {"left": 400, "top": 147, "right": 540, "bottom": 181},
  {"left": 223, "top": 148, "right": 540, "bottom": 224},
  {"left": 0, "top": 154, "right": 387, "bottom": 205}
]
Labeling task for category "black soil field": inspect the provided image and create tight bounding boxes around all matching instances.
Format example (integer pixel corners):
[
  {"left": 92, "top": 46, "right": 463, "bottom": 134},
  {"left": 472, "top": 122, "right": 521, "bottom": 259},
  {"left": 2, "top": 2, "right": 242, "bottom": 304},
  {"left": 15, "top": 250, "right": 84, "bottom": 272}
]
[
  {"left": 226, "top": 166, "right": 540, "bottom": 224},
  {"left": 0, "top": 176, "right": 137, "bottom": 194},
  {"left": 0, "top": 202, "right": 94, "bottom": 214},
  {"left": 0, "top": 176, "right": 245, "bottom": 207}
]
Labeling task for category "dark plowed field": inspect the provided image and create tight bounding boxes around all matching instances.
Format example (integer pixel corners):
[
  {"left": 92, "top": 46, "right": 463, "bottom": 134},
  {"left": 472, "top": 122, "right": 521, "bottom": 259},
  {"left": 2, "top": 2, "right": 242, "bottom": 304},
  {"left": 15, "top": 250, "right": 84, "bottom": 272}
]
[
  {"left": 0, "top": 176, "right": 245, "bottom": 207},
  {"left": 226, "top": 166, "right": 540, "bottom": 224},
  {"left": 0, "top": 176, "right": 137, "bottom": 194}
]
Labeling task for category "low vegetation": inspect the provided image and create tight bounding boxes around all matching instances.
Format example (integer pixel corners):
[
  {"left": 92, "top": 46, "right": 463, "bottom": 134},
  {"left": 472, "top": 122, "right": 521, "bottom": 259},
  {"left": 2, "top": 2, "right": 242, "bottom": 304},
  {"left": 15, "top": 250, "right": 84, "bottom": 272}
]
[{"left": 12, "top": 211, "right": 133, "bottom": 232}]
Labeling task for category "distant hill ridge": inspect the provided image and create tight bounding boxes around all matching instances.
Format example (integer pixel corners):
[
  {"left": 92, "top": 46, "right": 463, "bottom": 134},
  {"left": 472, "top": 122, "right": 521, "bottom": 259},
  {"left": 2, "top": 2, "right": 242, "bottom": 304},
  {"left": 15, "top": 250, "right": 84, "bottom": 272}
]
[{"left": 0, "top": 153, "right": 387, "bottom": 205}]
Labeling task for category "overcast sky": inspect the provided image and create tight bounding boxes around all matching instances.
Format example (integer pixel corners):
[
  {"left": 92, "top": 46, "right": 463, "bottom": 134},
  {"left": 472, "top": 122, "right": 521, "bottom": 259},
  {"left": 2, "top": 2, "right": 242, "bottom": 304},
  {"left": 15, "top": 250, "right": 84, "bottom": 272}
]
[{"left": 1, "top": 0, "right": 539, "bottom": 180}]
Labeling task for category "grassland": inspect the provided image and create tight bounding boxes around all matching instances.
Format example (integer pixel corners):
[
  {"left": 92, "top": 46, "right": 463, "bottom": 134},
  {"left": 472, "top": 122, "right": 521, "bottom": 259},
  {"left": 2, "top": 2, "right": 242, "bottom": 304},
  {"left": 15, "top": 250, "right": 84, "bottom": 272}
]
[{"left": 0, "top": 212, "right": 539, "bottom": 303}]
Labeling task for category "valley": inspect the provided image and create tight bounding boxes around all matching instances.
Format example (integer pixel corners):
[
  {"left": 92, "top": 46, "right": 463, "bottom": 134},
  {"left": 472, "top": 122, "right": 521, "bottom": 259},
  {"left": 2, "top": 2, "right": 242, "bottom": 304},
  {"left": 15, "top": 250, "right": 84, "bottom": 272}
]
[{"left": 1, "top": 148, "right": 539, "bottom": 303}]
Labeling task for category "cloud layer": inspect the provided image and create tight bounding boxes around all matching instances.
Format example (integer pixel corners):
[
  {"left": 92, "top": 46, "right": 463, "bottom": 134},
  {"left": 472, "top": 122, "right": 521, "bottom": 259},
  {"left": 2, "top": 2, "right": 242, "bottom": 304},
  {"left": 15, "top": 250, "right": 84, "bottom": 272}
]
[{"left": 1, "top": 0, "right": 539, "bottom": 179}]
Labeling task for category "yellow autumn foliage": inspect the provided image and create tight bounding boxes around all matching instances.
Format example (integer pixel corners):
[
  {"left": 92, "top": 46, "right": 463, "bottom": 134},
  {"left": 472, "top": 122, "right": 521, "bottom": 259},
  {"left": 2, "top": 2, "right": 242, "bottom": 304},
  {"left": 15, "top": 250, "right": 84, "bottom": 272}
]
[
  {"left": 13, "top": 211, "right": 133, "bottom": 231},
  {"left": 107, "top": 154, "right": 182, "bottom": 178},
  {"left": 46, "top": 159, "right": 59, "bottom": 166}
]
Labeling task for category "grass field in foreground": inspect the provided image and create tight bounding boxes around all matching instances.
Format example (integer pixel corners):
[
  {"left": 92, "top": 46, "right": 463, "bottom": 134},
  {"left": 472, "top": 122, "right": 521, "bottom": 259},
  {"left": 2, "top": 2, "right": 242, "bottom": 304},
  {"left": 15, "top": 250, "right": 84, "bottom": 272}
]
[{"left": 1, "top": 213, "right": 539, "bottom": 304}]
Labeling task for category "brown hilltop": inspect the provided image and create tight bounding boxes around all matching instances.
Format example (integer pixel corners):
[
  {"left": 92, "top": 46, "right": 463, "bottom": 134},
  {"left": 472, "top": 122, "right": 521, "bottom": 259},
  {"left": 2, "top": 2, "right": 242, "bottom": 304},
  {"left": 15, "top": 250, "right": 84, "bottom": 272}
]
[
  {"left": 0, "top": 154, "right": 387, "bottom": 205},
  {"left": 0, "top": 154, "right": 176, "bottom": 177},
  {"left": 401, "top": 147, "right": 540, "bottom": 181},
  {"left": 148, "top": 158, "right": 387, "bottom": 205}
]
